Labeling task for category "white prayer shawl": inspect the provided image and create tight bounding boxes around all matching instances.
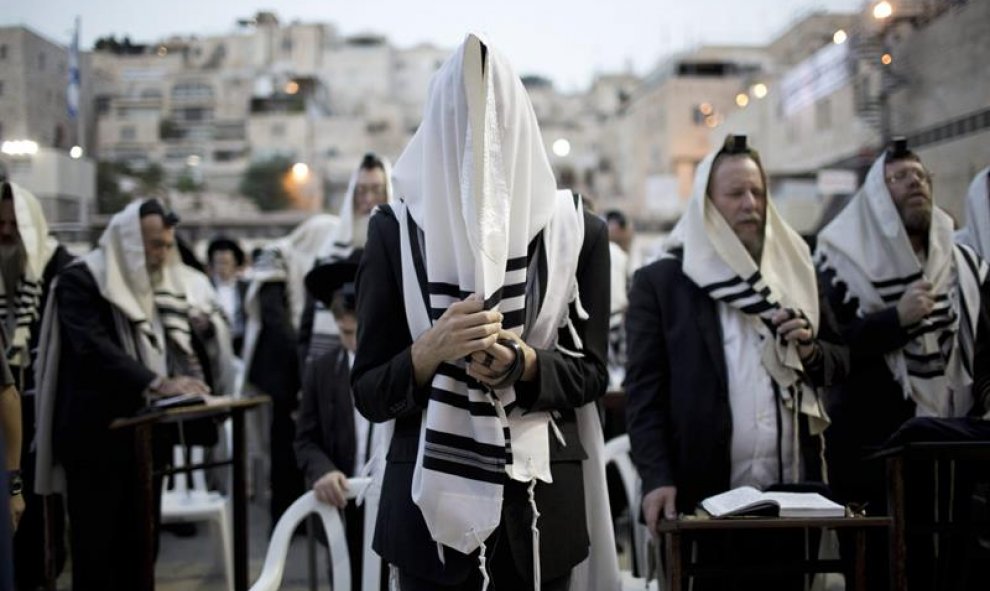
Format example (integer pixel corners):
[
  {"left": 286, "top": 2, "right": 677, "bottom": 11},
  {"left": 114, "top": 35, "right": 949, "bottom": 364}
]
[
  {"left": 307, "top": 158, "right": 395, "bottom": 362},
  {"left": 665, "top": 147, "right": 830, "bottom": 440},
  {"left": 0, "top": 182, "right": 58, "bottom": 367},
  {"left": 817, "top": 155, "right": 988, "bottom": 417},
  {"left": 390, "top": 34, "right": 619, "bottom": 590},
  {"left": 239, "top": 214, "right": 338, "bottom": 395},
  {"left": 182, "top": 265, "right": 238, "bottom": 396},
  {"left": 956, "top": 167, "right": 990, "bottom": 259},
  {"left": 34, "top": 200, "right": 194, "bottom": 495}
]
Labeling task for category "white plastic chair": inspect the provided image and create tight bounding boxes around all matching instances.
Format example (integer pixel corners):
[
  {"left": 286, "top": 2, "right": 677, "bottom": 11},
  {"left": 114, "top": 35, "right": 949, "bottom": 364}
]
[
  {"left": 161, "top": 445, "right": 234, "bottom": 591},
  {"left": 250, "top": 477, "right": 372, "bottom": 591},
  {"left": 604, "top": 435, "right": 661, "bottom": 587}
]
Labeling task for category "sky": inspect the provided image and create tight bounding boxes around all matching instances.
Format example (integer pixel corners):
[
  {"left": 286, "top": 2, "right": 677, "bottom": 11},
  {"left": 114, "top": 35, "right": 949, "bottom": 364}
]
[{"left": 6, "top": 0, "right": 866, "bottom": 91}]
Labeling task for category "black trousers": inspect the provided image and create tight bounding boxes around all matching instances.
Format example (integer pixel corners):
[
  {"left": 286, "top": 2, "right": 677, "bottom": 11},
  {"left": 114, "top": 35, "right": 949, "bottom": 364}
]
[{"left": 63, "top": 437, "right": 166, "bottom": 591}]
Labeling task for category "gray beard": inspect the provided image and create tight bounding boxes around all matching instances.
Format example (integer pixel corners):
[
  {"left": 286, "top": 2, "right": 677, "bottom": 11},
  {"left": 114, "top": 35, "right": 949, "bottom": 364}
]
[
  {"left": 0, "top": 242, "right": 25, "bottom": 297},
  {"left": 351, "top": 215, "right": 370, "bottom": 249}
]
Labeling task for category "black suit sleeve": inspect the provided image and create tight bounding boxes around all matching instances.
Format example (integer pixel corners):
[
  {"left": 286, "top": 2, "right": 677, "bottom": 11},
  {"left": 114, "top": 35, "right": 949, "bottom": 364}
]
[
  {"left": 514, "top": 213, "right": 610, "bottom": 411},
  {"left": 295, "top": 360, "right": 337, "bottom": 485},
  {"left": 56, "top": 266, "right": 157, "bottom": 404},
  {"left": 249, "top": 282, "right": 301, "bottom": 396},
  {"left": 624, "top": 265, "right": 675, "bottom": 494},
  {"left": 351, "top": 210, "right": 430, "bottom": 423},
  {"left": 297, "top": 291, "right": 317, "bottom": 366}
]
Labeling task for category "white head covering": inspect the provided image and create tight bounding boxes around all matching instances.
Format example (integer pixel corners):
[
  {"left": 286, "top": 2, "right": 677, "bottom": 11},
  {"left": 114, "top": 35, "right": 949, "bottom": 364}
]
[
  {"left": 82, "top": 199, "right": 193, "bottom": 374},
  {"left": 817, "top": 154, "right": 987, "bottom": 417},
  {"left": 956, "top": 167, "right": 990, "bottom": 259},
  {"left": 0, "top": 182, "right": 59, "bottom": 363},
  {"left": 388, "top": 34, "right": 618, "bottom": 589},
  {"left": 665, "top": 139, "right": 828, "bottom": 437},
  {"left": 319, "top": 154, "right": 394, "bottom": 261}
]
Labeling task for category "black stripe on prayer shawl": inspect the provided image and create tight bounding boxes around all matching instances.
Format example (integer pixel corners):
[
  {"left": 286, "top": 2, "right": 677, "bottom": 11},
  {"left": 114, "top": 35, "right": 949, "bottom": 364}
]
[
  {"left": 430, "top": 387, "right": 499, "bottom": 417},
  {"left": 872, "top": 272, "right": 925, "bottom": 289},
  {"left": 907, "top": 367, "right": 948, "bottom": 379},
  {"left": 422, "top": 456, "right": 507, "bottom": 484},
  {"left": 903, "top": 350, "right": 944, "bottom": 363},
  {"left": 957, "top": 244, "right": 982, "bottom": 284},
  {"left": 428, "top": 282, "right": 472, "bottom": 300},
  {"left": 505, "top": 255, "right": 527, "bottom": 271},
  {"left": 423, "top": 430, "right": 507, "bottom": 470},
  {"left": 908, "top": 316, "right": 958, "bottom": 339}
]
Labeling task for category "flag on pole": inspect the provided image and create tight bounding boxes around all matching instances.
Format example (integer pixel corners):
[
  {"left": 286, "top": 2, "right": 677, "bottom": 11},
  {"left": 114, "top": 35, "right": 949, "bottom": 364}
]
[{"left": 67, "top": 17, "right": 80, "bottom": 120}]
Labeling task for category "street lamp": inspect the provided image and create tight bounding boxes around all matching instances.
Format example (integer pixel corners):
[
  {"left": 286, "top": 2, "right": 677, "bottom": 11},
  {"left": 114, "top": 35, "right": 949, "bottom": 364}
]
[
  {"left": 69, "top": 145, "right": 84, "bottom": 159},
  {"left": 751, "top": 83, "right": 768, "bottom": 99},
  {"left": 833, "top": 29, "right": 848, "bottom": 45},
  {"left": 873, "top": 0, "right": 896, "bottom": 144},
  {"left": 552, "top": 139, "right": 571, "bottom": 157},
  {"left": 291, "top": 162, "right": 310, "bottom": 183},
  {"left": 735, "top": 93, "right": 749, "bottom": 108},
  {"left": 1, "top": 140, "right": 39, "bottom": 156}
]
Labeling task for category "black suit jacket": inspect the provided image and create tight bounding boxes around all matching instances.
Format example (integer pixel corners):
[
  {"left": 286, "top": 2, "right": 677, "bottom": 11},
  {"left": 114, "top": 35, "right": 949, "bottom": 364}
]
[
  {"left": 624, "top": 252, "right": 849, "bottom": 513},
  {"left": 294, "top": 345, "right": 358, "bottom": 484},
  {"left": 351, "top": 202, "right": 610, "bottom": 584},
  {"left": 52, "top": 264, "right": 158, "bottom": 463}
]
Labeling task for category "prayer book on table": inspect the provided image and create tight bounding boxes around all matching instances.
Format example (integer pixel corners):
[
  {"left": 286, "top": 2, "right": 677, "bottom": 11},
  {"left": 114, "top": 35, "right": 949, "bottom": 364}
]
[
  {"left": 700, "top": 485, "right": 845, "bottom": 518},
  {"left": 149, "top": 393, "right": 207, "bottom": 410}
]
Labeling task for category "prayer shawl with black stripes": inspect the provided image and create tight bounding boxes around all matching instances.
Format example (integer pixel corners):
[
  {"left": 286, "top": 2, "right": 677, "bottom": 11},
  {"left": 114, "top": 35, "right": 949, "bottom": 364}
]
[
  {"left": 956, "top": 167, "right": 990, "bottom": 259},
  {"left": 306, "top": 159, "right": 394, "bottom": 361},
  {"left": 33, "top": 199, "right": 196, "bottom": 495},
  {"left": 817, "top": 155, "right": 988, "bottom": 417},
  {"left": 0, "top": 183, "right": 58, "bottom": 368},
  {"left": 664, "top": 146, "right": 831, "bottom": 448},
  {"left": 389, "top": 34, "right": 619, "bottom": 590},
  {"left": 240, "top": 214, "right": 338, "bottom": 394}
]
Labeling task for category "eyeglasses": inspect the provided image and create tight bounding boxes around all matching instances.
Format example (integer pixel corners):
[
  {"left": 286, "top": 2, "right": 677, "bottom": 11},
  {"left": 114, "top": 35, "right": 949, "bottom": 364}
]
[
  {"left": 354, "top": 183, "right": 387, "bottom": 198},
  {"left": 885, "top": 168, "right": 932, "bottom": 186}
]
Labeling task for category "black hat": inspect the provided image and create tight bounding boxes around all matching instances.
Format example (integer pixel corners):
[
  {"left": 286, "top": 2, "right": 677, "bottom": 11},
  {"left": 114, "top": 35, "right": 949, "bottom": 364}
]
[
  {"left": 304, "top": 250, "right": 363, "bottom": 308},
  {"left": 208, "top": 237, "right": 246, "bottom": 267}
]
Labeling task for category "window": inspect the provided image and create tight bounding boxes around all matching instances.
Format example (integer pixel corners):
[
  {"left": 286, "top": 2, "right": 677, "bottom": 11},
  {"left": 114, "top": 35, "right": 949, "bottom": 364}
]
[
  {"left": 38, "top": 52, "right": 46, "bottom": 70},
  {"left": 0, "top": 81, "right": 4, "bottom": 97},
  {"left": 171, "top": 82, "right": 213, "bottom": 101},
  {"left": 0, "top": 45, "right": 7, "bottom": 59},
  {"left": 120, "top": 126, "right": 136, "bottom": 141}
]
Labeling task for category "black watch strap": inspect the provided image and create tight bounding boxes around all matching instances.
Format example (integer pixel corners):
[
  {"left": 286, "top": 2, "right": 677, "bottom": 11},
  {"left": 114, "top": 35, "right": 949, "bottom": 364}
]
[{"left": 9, "top": 469, "right": 23, "bottom": 496}]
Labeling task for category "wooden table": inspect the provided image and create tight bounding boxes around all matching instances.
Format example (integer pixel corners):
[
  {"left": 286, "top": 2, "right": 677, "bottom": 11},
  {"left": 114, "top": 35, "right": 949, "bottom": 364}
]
[
  {"left": 111, "top": 396, "right": 269, "bottom": 591},
  {"left": 870, "top": 441, "right": 990, "bottom": 591},
  {"left": 658, "top": 514, "right": 892, "bottom": 591}
]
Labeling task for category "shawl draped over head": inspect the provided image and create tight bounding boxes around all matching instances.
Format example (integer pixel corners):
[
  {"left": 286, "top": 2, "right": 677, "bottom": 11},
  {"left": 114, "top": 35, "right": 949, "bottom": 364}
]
[
  {"left": 817, "top": 155, "right": 987, "bottom": 417},
  {"left": 665, "top": 137, "right": 829, "bottom": 442},
  {"left": 306, "top": 156, "right": 394, "bottom": 362},
  {"left": 388, "top": 33, "right": 619, "bottom": 590},
  {"left": 956, "top": 167, "right": 990, "bottom": 259},
  {"left": 0, "top": 182, "right": 58, "bottom": 367}
]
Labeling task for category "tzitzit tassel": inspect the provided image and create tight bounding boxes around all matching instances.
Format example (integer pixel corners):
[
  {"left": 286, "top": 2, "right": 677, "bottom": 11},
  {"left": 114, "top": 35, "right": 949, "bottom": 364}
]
[
  {"left": 472, "top": 530, "right": 491, "bottom": 591},
  {"left": 528, "top": 477, "right": 542, "bottom": 591}
]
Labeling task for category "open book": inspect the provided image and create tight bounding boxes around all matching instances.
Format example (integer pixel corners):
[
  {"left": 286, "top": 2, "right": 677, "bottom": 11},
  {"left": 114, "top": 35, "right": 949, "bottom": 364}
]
[{"left": 700, "top": 486, "right": 845, "bottom": 518}]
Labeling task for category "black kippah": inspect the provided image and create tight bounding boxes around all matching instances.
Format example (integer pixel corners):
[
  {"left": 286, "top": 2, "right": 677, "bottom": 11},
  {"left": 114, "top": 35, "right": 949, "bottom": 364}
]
[
  {"left": 139, "top": 199, "right": 180, "bottom": 227},
  {"left": 887, "top": 136, "right": 912, "bottom": 160},
  {"left": 723, "top": 134, "right": 748, "bottom": 154}
]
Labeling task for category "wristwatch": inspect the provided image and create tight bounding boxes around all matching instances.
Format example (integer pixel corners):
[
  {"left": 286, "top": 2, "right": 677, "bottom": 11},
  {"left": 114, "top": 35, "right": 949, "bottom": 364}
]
[{"left": 8, "top": 469, "right": 23, "bottom": 496}]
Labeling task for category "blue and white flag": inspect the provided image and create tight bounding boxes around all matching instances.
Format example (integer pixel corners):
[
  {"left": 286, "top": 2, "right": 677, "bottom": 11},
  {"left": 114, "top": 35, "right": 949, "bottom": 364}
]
[{"left": 67, "top": 17, "right": 80, "bottom": 120}]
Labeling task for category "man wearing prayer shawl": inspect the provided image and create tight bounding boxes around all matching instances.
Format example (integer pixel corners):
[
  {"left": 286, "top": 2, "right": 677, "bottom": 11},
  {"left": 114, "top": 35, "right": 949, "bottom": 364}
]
[
  {"left": 352, "top": 35, "right": 618, "bottom": 591},
  {"left": 816, "top": 141, "right": 990, "bottom": 588},
  {"left": 33, "top": 199, "right": 211, "bottom": 590},
  {"left": 625, "top": 135, "right": 847, "bottom": 590},
  {"left": 0, "top": 181, "right": 74, "bottom": 589},
  {"left": 241, "top": 213, "right": 338, "bottom": 524},
  {"left": 956, "top": 167, "right": 990, "bottom": 259},
  {"left": 298, "top": 153, "right": 393, "bottom": 365}
]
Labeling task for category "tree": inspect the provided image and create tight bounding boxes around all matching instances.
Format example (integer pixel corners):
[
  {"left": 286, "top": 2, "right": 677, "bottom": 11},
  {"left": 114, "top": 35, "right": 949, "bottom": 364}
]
[
  {"left": 95, "top": 161, "right": 132, "bottom": 214},
  {"left": 239, "top": 156, "right": 294, "bottom": 211}
]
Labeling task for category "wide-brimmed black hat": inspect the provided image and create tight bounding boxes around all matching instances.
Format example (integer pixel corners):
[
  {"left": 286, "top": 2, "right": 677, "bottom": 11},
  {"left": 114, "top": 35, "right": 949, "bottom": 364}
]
[{"left": 305, "top": 249, "right": 363, "bottom": 307}]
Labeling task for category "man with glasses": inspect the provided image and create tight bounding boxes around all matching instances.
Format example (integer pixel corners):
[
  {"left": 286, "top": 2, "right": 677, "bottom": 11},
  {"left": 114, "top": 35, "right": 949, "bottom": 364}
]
[
  {"left": 298, "top": 153, "right": 392, "bottom": 365},
  {"left": 816, "top": 138, "right": 990, "bottom": 587}
]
